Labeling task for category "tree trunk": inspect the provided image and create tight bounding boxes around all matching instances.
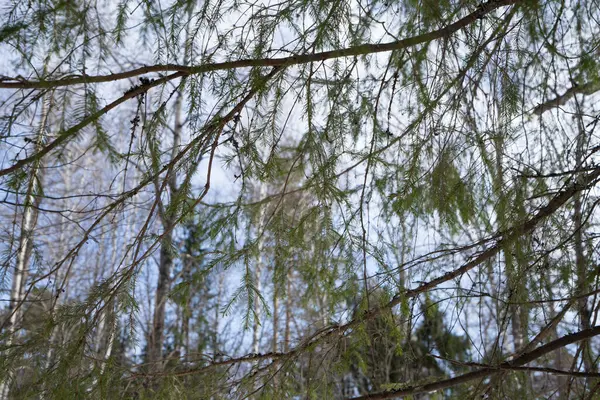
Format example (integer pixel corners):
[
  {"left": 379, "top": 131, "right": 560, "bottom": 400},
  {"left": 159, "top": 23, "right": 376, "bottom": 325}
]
[
  {"left": 0, "top": 93, "right": 51, "bottom": 399},
  {"left": 574, "top": 109, "right": 594, "bottom": 387},
  {"left": 214, "top": 273, "right": 223, "bottom": 357},
  {"left": 284, "top": 270, "right": 291, "bottom": 352},
  {"left": 148, "top": 89, "right": 184, "bottom": 371},
  {"left": 273, "top": 286, "right": 279, "bottom": 353},
  {"left": 252, "top": 260, "right": 262, "bottom": 354},
  {"left": 252, "top": 183, "right": 267, "bottom": 354},
  {"left": 182, "top": 258, "right": 191, "bottom": 362}
]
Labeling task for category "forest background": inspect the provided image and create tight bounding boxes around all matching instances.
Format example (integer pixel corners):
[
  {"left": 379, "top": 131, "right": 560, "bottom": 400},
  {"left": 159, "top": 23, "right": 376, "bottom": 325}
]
[{"left": 1, "top": 0, "right": 600, "bottom": 398}]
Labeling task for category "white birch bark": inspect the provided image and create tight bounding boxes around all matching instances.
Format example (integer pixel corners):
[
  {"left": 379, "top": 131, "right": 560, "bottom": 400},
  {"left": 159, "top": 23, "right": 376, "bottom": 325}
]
[
  {"left": 0, "top": 94, "right": 51, "bottom": 399},
  {"left": 252, "top": 183, "right": 267, "bottom": 354}
]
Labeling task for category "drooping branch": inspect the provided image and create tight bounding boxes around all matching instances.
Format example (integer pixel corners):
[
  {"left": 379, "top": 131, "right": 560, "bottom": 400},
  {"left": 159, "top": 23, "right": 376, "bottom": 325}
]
[
  {"left": 0, "top": 72, "right": 187, "bottom": 177},
  {"left": 132, "top": 160, "right": 600, "bottom": 380},
  {"left": 336, "top": 164, "right": 600, "bottom": 350},
  {"left": 464, "top": 364, "right": 600, "bottom": 378},
  {"left": 532, "top": 80, "right": 600, "bottom": 115},
  {"left": 1, "top": 67, "right": 283, "bottom": 336},
  {"left": 0, "top": 0, "right": 519, "bottom": 90},
  {"left": 349, "top": 326, "right": 600, "bottom": 399},
  {"left": 0, "top": 0, "right": 521, "bottom": 183}
]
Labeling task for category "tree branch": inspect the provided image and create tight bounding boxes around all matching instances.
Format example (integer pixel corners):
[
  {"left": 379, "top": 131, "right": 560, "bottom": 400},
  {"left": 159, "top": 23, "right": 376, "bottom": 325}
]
[
  {"left": 532, "top": 81, "right": 600, "bottom": 115},
  {"left": 350, "top": 326, "right": 600, "bottom": 399},
  {"left": 0, "top": 0, "right": 519, "bottom": 90},
  {"left": 131, "top": 161, "right": 600, "bottom": 381},
  {"left": 0, "top": 72, "right": 186, "bottom": 177}
]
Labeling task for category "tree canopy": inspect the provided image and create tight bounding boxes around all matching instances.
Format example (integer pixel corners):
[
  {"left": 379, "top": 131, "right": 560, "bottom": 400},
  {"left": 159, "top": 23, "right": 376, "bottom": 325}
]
[{"left": 1, "top": 0, "right": 600, "bottom": 398}]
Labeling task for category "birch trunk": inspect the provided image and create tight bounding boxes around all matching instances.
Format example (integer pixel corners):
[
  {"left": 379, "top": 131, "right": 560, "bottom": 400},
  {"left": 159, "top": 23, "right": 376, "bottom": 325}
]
[
  {"left": 0, "top": 94, "right": 51, "bottom": 399},
  {"left": 284, "top": 270, "right": 291, "bottom": 352},
  {"left": 273, "top": 286, "right": 279, "bottom": 353},
  {"left": 214, "top": 273, "right": 224, "bottom": 356},
  {"left": 252, "top": 183, "right": 267, "bottom": 354},
  {"left": 574, "top": 109, "right": 594, "bottom": 385},
  {"left": 182, "top": 256, "right": 191, "bottom": 362}
]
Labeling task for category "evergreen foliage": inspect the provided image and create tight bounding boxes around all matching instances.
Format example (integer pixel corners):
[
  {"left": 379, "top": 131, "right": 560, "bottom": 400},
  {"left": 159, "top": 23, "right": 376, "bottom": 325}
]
[{"left": 0, "top": 0, "right": 600, "bottom": 398}]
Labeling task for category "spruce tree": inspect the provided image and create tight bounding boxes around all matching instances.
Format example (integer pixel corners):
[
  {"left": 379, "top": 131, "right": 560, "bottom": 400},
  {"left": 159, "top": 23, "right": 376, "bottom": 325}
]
[{"left": 1, "top": 0, "right": 600, "bottom": 398}]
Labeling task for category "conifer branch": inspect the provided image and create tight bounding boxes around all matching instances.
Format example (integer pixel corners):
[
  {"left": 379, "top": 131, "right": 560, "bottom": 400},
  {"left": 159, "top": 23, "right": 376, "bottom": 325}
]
[
  {"left": 0, "top": 0, "right": 519, "bottom": 90},
  {"left": 0, "top": 72, "right": 186, "bottom": 177},
  {"left": 326, "top": 164, "right": 600, "bottom": 361},
  {"left": 533, "top": 80, "right": 600, "bottom": 115},
  {"left": 349, "top": 326, "right": 600, "bottom": 399},
  {"left": 131, "top": 161, "right": 600, "bottom": 382}
]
